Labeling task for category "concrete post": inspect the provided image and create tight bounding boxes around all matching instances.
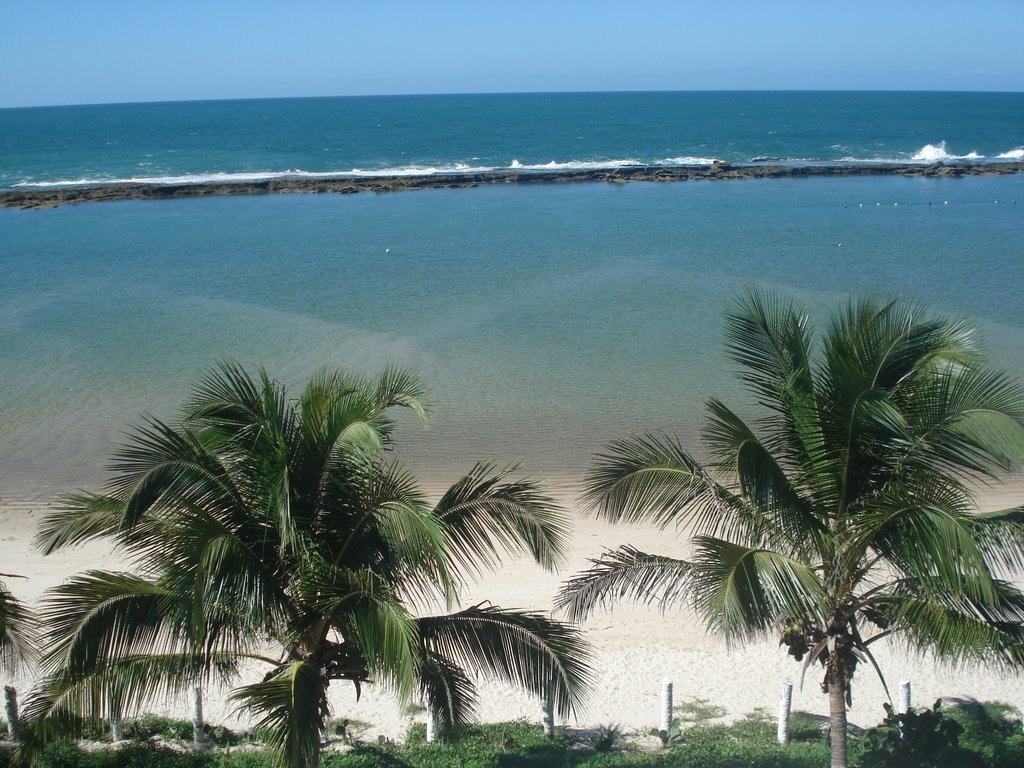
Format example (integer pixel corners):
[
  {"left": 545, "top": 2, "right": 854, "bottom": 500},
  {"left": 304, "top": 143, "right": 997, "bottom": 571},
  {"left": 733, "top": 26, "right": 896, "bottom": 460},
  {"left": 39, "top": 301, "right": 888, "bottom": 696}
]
[
  {"left": 777, "top": 681, "right": 793, "bottom": 745},
  {"left": 109, "top": 707, "right": 123, "bottom": 742},
  {"left": 660, "top": 678, "right": 673, "bottom": 737},
  {"left": 898, "top": 680, "right": 912, "bottom": 714},
  {"left": 541, "top": 689, "right": 554, "bottom": 738},
  {"left": 425, "top": 702, "right": 438, "bottom": 743}
]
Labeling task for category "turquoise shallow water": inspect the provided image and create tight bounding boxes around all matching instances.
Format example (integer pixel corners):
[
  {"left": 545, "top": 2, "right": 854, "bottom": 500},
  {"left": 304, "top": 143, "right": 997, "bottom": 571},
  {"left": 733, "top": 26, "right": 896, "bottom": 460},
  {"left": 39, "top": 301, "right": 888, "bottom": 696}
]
[{"left": 2, "top": 174, "right": 1022, "bottom": 496}]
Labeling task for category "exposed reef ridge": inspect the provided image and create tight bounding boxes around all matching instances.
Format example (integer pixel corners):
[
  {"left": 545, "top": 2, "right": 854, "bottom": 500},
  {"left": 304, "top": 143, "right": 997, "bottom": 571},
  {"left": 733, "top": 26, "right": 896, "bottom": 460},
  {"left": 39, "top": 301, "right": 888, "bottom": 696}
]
[{"left": 3, "top": 161, "right": 1022, "bottom": 209}]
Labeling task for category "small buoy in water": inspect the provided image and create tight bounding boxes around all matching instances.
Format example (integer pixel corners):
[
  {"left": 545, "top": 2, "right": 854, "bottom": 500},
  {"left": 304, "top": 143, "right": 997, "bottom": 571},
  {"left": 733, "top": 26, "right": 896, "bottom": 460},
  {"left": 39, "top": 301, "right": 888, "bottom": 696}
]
[
  {"left": 894, "top": 202, "right": 899, "bottom": 206},
  {"left": 836, "top": 243, "right": 843, "bottom": 248},
  {"left": 876, "top": 202, "right": 881, "bottom": 206},
  {"left": 944, "top": 201, "right": 949, "bottom": 205},
  {"left": 994, "top": 200, "right": 998, "bottom": 204},
  {"left": 859, "top": 203, "right": 864, "bottom": 207},
  {"left": 385, "top": 248, "right": 391, "bottom": 254}
]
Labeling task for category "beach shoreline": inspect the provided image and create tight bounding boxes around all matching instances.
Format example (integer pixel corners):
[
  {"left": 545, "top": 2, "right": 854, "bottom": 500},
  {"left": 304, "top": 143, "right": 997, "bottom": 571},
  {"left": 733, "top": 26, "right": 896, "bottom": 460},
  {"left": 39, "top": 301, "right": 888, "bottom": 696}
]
[
  {"left": 4, "top": 481, "right": 1023, "bottom": 741},
  {"left": 3, "top": 160, "right": 1022, "bottom": 209}
]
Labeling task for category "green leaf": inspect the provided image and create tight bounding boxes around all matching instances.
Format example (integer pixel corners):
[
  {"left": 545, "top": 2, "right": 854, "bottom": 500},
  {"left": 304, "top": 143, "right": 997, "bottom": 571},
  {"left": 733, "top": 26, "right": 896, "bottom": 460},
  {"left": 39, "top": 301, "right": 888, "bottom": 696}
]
[
  {"left": 233, "top": 661, "right": 330, "bottom": 768},
  {"left": 555, "top": 545, "right": 691, "bottom": 624},
  {"left": 434, "top": 462, "right": 570, "bottom": 578},
  {"left": 416, "top": 605, "right": 593, "bottom": 720}
]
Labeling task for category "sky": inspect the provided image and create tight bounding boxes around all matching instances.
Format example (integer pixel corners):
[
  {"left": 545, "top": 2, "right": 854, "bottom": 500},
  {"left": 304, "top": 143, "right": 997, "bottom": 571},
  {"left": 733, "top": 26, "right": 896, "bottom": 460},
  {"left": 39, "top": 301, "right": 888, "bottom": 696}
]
[{"left": 3, "top": 0, "right": 1022, "bottom": 108}]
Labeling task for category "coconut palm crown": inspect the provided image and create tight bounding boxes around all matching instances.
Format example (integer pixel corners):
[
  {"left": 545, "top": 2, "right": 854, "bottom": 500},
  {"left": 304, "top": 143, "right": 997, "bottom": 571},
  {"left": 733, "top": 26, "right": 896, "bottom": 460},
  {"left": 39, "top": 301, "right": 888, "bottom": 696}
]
[
  {"left": 557, "top": 290, "right": 1024, "bottom": 768},
  {"left": 23, "top": 364, "right": 591, "bottom": 768}
]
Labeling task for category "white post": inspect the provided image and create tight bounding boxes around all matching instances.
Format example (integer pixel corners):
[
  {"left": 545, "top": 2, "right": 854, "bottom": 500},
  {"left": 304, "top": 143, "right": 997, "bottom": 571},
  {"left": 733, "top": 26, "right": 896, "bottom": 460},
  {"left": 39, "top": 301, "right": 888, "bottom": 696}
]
[
  {"left": 898, "top": 680, "right": 912, "bottom": 714},
  {"left": 660, "top": 678, "right": 673, "bottom": 737},
  {"left": 110, "top": 709, "right": 123, "bottom": 742},
  {"left": 192, "top": 686, "right": 206, "bottom": 745},
  {"left": 4, "top": 686, "right": 17, "bottom": 741},
  {"left": 425, "top": 703, "right": 438, "bottom": 743},
  {"left": 777, "top": 681, "right": 793, "bottom": 745},
  {"left": 541, "top": 689, "right": 554, "bottom": 738}
]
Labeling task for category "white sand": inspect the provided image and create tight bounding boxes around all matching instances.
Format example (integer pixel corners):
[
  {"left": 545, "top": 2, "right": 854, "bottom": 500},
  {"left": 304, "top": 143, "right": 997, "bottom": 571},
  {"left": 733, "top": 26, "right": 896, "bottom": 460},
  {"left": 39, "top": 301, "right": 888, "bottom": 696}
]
[{"left": 3, "top": 486, "right": 1023, "bottom": 741}]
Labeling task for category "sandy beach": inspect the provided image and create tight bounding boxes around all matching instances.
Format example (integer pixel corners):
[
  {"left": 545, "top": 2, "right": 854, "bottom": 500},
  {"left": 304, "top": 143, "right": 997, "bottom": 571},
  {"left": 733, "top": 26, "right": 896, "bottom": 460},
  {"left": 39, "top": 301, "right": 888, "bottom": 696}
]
[{"left": 4, "top": 482, "right": 1023, "bottom": 741}]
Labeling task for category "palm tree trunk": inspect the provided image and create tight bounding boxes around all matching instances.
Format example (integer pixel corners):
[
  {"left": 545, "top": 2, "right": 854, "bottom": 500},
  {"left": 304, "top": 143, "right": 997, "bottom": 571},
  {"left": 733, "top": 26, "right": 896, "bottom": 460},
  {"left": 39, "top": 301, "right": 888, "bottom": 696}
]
[{"left": 828, "top": 681, "right": 849, "bottom": 768}]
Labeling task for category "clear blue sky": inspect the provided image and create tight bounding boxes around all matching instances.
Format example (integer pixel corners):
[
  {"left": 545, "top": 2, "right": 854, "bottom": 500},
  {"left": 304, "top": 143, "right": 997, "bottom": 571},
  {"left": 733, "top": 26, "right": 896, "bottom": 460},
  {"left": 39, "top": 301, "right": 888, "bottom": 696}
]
[{"left": 3, "top": 0, "right": 1022, "bottom": 108}]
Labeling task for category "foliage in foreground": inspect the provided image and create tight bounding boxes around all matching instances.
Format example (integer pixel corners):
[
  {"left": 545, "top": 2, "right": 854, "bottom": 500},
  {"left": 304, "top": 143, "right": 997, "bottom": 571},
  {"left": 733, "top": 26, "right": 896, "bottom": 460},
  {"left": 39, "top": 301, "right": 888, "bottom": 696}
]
[
  {"left": 558, "top": 290, "right": 1024, "bottom": 768},
  {"left": 23, "top": 364, "right": 592, "bottom": 768},
  {"left": 2, "top": 719, "right": 833, "bottom": 768},
  {"left": 860, "top": 699, "right": 1024, "bottom": 768},
  {"left": 3, "top": 704, "right": 1023, "bottom": 768}
]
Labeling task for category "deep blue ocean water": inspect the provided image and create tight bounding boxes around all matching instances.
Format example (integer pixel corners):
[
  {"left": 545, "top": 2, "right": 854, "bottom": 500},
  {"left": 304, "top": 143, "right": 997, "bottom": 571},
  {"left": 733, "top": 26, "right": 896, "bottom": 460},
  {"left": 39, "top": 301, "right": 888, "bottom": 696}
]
[
  {"left": 1, "top": 92, "right": 1023, "bottom": 497},
  {"left": 1, "top": 91, "right": 1022, "bottom": 189}
]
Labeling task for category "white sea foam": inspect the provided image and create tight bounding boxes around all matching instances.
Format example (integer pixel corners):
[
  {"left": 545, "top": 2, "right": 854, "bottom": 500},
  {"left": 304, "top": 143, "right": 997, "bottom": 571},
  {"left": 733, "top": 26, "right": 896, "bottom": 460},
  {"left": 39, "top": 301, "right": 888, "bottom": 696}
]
[
  {"left": 505, "top": 158, "right": 643, "bottom": 171},
  {"left": 11, "top": 144, "right": 1017, "bottom": 191},
  {"left": 911, "top": 141, "right": 984, "bottom": 162},
  {"left": 654, "top": 156, "right": 718, "bottom": 166},
  {"left": 506, "top": 156, "right": 716, "bottom": 171},
  {"left": 13, "top": 165, "right": 494, "bottom": 188},
  {"left": 347, "top": 163, "right": 493, "bottom": 177},
  {"left": 995, "top": 147, "right": 1024, "bottom": 160}
]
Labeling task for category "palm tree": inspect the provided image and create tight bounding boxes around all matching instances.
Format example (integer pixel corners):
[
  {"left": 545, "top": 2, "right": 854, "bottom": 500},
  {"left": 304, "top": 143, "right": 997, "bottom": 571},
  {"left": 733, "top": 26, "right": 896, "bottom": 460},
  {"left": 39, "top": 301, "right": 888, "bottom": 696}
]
[
  {"left": 557, "top": 290, "right": 1024, "bottom": 768},
  {"left": 22, "top": 363, "right": 591, "bottom": 768}
]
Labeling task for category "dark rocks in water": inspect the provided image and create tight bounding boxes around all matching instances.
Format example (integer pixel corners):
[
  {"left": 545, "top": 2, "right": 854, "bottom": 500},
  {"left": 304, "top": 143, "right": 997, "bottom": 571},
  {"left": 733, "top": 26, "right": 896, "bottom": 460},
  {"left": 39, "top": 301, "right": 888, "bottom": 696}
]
[{"left": 2, "top": 162, "right": 1022, "bottom": 209}]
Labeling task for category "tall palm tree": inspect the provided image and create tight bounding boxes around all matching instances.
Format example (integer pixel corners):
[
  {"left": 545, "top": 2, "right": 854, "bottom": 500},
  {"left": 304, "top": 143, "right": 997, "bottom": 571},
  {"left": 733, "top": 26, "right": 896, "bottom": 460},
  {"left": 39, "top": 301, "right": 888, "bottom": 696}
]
[
  {"left": 22, "top": 363, "right": 591, "bottom": 768},
  {"left": 557, "top": 290, "right": 1024, "bottom": 768}
]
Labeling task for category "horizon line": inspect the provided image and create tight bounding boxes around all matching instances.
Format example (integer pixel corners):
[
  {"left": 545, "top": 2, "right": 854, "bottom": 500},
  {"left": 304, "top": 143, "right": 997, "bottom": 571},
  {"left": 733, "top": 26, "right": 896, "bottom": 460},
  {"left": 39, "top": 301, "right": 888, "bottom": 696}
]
[{"left": 4, "top": 86, "right": 1023, "bottom": 111}]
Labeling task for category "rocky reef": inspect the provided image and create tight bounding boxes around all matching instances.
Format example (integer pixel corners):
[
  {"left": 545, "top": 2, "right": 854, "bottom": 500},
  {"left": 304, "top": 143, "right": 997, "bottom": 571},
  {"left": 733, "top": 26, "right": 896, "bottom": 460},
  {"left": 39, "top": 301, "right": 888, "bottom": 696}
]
[{"left": 2, "top": 161, "right": 1021, "bottom": 209}]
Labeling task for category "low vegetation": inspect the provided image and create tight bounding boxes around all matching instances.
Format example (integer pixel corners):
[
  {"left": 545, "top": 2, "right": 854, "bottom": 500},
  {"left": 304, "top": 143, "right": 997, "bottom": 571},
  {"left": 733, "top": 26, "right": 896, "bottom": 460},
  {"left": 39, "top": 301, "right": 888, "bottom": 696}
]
[{"left": 2, "top": 701, "right": 1021, "bottom": 768}]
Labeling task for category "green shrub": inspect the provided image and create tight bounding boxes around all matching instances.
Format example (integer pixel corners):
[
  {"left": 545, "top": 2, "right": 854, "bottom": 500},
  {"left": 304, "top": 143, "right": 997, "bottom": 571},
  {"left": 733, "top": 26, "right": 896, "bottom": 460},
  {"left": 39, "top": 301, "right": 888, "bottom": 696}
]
[
  {"left": 787, "top": 712, "right": 828, "bottom": 744},
  {"left": 13, "top": 708, "right": 1018, "bottom": 768},
  {"left": 36, "top": 743, "right": 217, "bottom": 768},
  {"left": 860, "top": 700, "right": 968, "bottom": 768},
  {"left": 944, "top": 700, "right": 1024, "bottom": 768}
]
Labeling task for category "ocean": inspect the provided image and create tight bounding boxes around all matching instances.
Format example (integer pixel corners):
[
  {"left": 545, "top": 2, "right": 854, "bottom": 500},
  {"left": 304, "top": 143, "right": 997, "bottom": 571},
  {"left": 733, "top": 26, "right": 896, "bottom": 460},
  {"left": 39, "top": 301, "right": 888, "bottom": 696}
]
[
  {"left": 3, "top": 91, "right": 1023, "bottom": 190},
  {"left": 1, "top": 92, "right": 1022, "bottom": 498}
]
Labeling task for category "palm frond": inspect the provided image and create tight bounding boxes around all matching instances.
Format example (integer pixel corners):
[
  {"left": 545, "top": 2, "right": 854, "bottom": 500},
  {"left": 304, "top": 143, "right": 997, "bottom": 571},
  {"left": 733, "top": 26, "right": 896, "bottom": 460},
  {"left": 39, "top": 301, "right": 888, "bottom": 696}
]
[
  {"left": 704, "top": 398, "right": 825, "bottom": 555},
  {"left": 725, "top": 287, "right": 816, "bottom": 407},
  {"left": 433, "top": 463, "right": 570, "bottom": 579},
  {"left": 181, "top": 359, "right": 266, "bottom": 430},
  {"left": 233, "top": 661, "right": 330, "bottom": 768},
  {"left": 911, "top": 367, "right": 1024, "bottom": 479},
  {"left": 689, "top": 537, "right": 826, "bottom": 641},
  {"left": 854, "top": 501, "right": 998, "bottom": 603},
  {"left": 582, "top": 433, "right": 748, "bottom": 537},
  {"left": 880, "top": 579, "right": 1024, "bottom": 669},
  {"left": 554, "top": 545, "right": 691, "bottom": 624},
  {"left": 416, "top": 605, "right": 593, "bottom": 719},
  {"left": 101, "top": 417, "right": 244, "bottom": 532},
  {"left": 372, "top": 366, "right": 430, "bottom": 424},
  {"left": 971, "top": 506, "right": 1024, "bottom": 573},
  {"left": 417, "top": 651, "right": 478, "bottom": 731},
  {"left": 35, "top": 492, "right": 127, "bottom": 554},
  {"left": 304, "top": 566, "right": 419, "bottom": 698},
  {"left": 0, "top": 577, "right": 37, "bottom": 672}
]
